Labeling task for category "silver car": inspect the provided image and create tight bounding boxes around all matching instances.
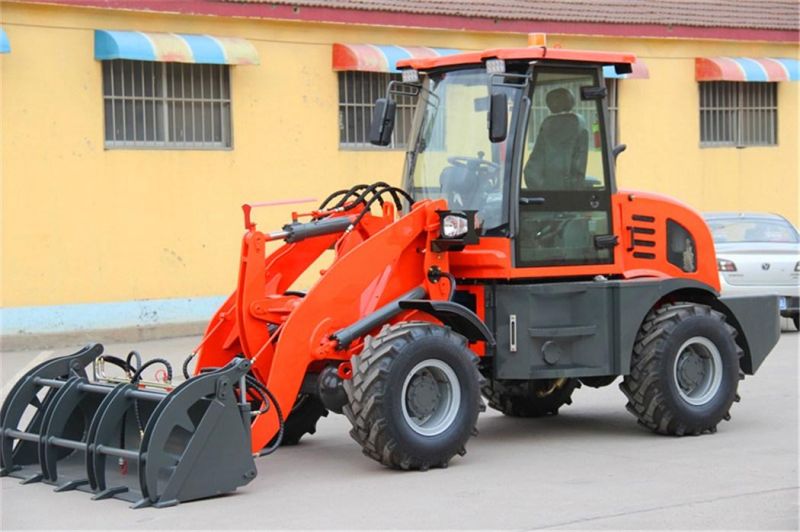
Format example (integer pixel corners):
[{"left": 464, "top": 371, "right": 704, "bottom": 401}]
[{"left": 704, "top": 212, "right": 800, "bottom": 330}]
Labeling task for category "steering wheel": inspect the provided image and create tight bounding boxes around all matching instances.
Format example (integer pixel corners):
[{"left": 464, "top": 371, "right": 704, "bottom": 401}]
[{"left": 447, "top": 156, "right": 500, "bottom": 175}]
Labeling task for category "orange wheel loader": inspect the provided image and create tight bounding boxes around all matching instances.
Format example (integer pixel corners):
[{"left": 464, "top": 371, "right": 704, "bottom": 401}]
[{"left": 1, "top": 47, "right": 780, "bottom": 508}]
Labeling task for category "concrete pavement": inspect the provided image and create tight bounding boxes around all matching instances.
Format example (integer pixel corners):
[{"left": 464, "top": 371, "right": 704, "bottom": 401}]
[{"left": 1, "top": 328, "right": 797, "bottom": 530}]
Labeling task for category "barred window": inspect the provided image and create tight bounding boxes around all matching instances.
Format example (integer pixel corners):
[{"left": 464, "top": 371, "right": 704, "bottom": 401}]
[
  {"left": 338, "top": 72, "right": 415, "bottom": 149},
  {"left": 700, "top": 82, "right": 777, "bottom": 147},
  {"left": 606, "top": 78, "right": 619, "bottom": 146},
  {"left": 103, "top": 60, "right": 232, "bottom": 149}
]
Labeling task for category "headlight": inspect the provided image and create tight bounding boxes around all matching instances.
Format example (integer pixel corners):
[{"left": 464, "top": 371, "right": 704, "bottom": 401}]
[
  {"left": 442, "top": 214, "right": 469, "bottom": 238},
  {"left": 717, "top": 258, "right": 737, "bottom": 272}
]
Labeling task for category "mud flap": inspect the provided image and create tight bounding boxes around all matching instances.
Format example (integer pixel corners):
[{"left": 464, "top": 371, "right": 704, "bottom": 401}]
[{"left": 0, "top": 345, "right": 257, "bottom": 508}]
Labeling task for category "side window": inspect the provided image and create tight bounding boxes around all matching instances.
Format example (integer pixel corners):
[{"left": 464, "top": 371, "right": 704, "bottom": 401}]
[{"left": 521, "top": 70, "right": 608, "bottom": 191}]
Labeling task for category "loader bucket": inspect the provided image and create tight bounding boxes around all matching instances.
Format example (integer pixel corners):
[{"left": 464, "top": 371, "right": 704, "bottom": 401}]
[{"left": 0, "top": 344, "right": 258, "bottom": 508}]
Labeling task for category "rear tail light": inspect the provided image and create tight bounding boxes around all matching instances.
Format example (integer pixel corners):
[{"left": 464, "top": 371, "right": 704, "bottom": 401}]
[{"left": 718, "top": 258, "right": 737, "bottom": 272}]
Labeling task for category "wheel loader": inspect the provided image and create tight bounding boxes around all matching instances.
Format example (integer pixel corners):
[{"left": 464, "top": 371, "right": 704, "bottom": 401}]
[{"left": 1, "top": 46, "right": 780, "bottom": 508}]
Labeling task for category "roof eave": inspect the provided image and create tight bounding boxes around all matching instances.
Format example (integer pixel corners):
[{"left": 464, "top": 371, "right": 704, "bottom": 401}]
[{"left": 7, "top": 0, "right": 800, "bottom": 44}]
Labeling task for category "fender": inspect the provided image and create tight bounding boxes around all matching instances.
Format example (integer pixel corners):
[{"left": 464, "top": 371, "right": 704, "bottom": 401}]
[
  {"left": 614, "top": 278, "right": 778, "bottom": 375},
  {"left": 398, "top": 299, "right": 496, "bottom": 347}
]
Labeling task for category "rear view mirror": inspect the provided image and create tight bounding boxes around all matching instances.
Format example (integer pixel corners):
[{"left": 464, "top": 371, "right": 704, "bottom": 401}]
[
  {"left": 488, "top": 92, "right": 508, "bottom": 143},
  {"left": 369, "top": 98, "right": 396, "bottom": 146}
]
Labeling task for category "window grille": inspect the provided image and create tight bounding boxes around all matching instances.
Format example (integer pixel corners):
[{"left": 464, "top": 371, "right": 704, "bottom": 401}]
[
  {"left": 338, "top": 71, "right": 415, "bottom": 149},
  {"left": 700, "top": 82, "right": 777, "bottom": 147},
  {"left": 103, "top": 60, "right": 232, "bottom": 149}
]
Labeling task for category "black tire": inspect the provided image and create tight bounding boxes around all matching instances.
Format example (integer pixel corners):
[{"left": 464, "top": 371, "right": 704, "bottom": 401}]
[
  {"left": 482, "top": 378, "right": 579, "bottom": 417},
  {"left": 343, "top": 322, "right": 483, "bottom": 470},
  {"left": 793, "top": 314, "right": 799, "bottom": 331},
  {"left": 273, "top": 394, "right": 328, "bottom": 446},
  {"left": 620, "top": 302, "right": 743, "bottom": 436}
]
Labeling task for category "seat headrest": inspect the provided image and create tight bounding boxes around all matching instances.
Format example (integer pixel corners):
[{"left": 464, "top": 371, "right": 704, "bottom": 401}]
[{"left": 545, "top": 88, "right": 575, "bottom": 113}]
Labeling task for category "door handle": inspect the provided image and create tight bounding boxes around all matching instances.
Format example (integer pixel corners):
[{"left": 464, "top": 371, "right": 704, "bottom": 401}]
[
  {"left": 520, "top": 197, "right": 545, "bottom": 205},
  {"left": 509, "top": 314, "right": 517, "bottom": 353}
]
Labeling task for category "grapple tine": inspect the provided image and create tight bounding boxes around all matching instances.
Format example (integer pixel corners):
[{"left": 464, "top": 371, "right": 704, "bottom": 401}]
[
  {"left": 1, "top": 347, "right": 258, "bottom": 509},
  {"left": 1, "top": 345, "right": 104, "bottom": 478},
  {"left": 137, "top": 358, "right": 257, "bottom": 508}
]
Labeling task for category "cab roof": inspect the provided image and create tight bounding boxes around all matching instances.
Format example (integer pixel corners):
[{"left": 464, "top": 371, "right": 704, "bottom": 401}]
[{"left": 397, "top": 47, "right": 636, "bottom": 71}]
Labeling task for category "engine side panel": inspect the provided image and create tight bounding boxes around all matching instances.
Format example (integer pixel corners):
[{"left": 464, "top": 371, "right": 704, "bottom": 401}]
[{"left": 488, "top": 278, "right": 721, "bottom": 380}]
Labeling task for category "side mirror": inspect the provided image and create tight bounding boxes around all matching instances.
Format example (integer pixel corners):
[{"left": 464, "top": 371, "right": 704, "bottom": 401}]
[
  {"left": 612, "top": 143, "right": 627, "bottom": 161},
  {"left": 488, "top": 92, "right": 508, "bottom": 143},
  {"left": 369, "top": 98, "right": 396, "bottom": 146}
]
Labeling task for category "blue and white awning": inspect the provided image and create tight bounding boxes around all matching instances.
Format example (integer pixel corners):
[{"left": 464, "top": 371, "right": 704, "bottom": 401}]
[
  {"left": 0, "top": 28, "right": 10, "bottom": 54},
  {"left": 94, "top": 30, "right": 259, "bottom": 65},
  {"left": 333, "top": 43, "right": 461, "bottom": 73},
  {"left": 696, "top": 57, "right": 799, "bottom": 82}
]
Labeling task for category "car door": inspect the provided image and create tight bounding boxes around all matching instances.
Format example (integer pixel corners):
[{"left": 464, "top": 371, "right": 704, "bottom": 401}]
[{"left": 515, "top": 66, "right": 614, "bottom": 267}]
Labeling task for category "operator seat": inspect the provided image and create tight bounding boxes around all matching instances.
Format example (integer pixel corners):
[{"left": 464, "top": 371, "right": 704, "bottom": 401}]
[
  {"left": 524, "top": 88, "right": 589, "bottom": 190},
  {"left": 440, "top": 164, "right": 481, "bottom": 210}
]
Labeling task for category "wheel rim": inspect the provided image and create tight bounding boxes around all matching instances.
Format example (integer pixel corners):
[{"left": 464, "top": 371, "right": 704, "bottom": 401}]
[
  {"left": 401, "top": 359, "right": 461, "bottom": 436},
  {"left": 673, "top": 336, "right": 723, "bottom": 406}
]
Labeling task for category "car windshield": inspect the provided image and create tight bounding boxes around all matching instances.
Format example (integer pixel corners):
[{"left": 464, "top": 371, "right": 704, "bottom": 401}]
[
  {"left": 706, "top": 218, "right": 800, "bottom": 244},
  {"left": 402, "top": 68, "right": 523, "bottom": 234}
]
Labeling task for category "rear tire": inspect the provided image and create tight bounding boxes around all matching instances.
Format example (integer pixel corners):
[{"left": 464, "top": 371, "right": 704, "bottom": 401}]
[
  {"left": 343, "top": 323, "right": 483, "bottom": 470},
  {"left": 620, "top": 302, "right": 743, "bottom": 436},
  {"left": 793, "top": 314, "right": 799, "bottom": 331},
  {"left": 482, "top": 378, "right": 579, "bottom": 417}
]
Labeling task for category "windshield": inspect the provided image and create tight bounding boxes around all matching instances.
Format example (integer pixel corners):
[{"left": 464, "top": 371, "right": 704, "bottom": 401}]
[
  {"left": 706, "top": 217, "right": 799, "bottom": 244},
  {"left": 403, "top": 68, "right": 521, "bottom": 234}
]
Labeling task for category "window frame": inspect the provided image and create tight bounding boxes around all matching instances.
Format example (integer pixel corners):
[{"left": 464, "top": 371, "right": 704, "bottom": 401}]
[
  {"left": 102, "top": 59, "right": 233, "bottom": 151},
  {"left": 606, "top": 78, "right": 619, "bottom": 146},
  {"left": 699, "top": 81, "right": 778, "bottom": 148}
]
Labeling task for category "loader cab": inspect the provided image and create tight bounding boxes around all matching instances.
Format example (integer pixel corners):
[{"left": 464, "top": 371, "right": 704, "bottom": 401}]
[{"left": 392, "top": 51, "right": 625, "bottom": 269}]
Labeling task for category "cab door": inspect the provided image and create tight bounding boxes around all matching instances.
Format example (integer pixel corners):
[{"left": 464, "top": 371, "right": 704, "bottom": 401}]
[{"left": 515, "top": 66, "right": 615, "bottom": 267}]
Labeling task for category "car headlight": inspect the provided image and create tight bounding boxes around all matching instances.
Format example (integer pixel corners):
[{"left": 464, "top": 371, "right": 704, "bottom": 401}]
[
  {"left": 442, "top": 213, "right": 470, "bottom": 238},
  {"left": 717, "top": 258, "right": 737, "bottom": 272}
]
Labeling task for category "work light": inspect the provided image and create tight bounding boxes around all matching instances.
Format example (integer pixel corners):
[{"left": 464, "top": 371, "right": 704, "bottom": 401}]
[{"left": 442, "top": 213, "right": 470, "bottom": 238}]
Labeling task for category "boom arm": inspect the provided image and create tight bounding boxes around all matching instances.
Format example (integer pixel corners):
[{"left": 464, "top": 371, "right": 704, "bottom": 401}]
[{"left": 194, "top": 193, "right": 453, "bottom": 452}]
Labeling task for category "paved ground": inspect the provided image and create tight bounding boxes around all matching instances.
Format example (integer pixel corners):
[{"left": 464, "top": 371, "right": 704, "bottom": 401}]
[{"left": 1, "top": 324, "right": 798, "bottom": 530}]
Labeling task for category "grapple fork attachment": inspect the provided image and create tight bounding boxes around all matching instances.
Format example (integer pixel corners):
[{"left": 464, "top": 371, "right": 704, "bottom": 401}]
[{"left": 0, "top": 345, "right": 257, "bottom": 508}]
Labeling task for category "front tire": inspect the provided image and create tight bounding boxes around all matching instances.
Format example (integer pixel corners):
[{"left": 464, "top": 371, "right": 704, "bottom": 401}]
[
  {"left": 621, "top": 302, "right": 743, "bottom": 436},
  {"left": 276, "top": 395, "right": 328, "bottom": 446},
  {"left": 343, "top": 323, "right": 483, "bottom": 470}
]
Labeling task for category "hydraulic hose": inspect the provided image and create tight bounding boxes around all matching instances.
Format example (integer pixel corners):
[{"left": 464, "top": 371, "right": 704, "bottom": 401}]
[{"left": 196, "top": 363, "right": 286, "bottom": 454}]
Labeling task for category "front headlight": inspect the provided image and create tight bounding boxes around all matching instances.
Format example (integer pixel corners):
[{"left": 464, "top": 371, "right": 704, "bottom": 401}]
[
  {"left": 717, "top": 258, "right": 737, "bottom": 272},
  {"left": 442, "top": 214, "right": 469, "bottom": 238}
]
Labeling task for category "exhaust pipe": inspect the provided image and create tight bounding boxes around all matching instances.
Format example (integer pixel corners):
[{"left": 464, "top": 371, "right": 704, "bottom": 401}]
[{"left": 0, "top": 345, "right": 257, "bottom": 508}]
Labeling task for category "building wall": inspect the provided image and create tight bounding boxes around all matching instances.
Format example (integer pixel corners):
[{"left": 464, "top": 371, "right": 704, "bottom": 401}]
[{"left": 1, "top": 2, "right": 797, "bottom": 330}]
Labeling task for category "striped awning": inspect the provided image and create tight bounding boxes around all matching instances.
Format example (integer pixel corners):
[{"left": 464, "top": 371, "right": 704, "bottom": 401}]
[
  {"left": 332, "top": 43, "right": 461, "bottom": 73},
  {"left": 94, "top": 30, "right": 259, "bottom": 65},
  {"left": 0, "top": 28, "right": 10, "bottom": 54},
  {"left": 603, "top": 61, "right": 649, "bottom": 79},
  {"left": 696, "top": 57, "right": 798, "bottom": 82}
]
